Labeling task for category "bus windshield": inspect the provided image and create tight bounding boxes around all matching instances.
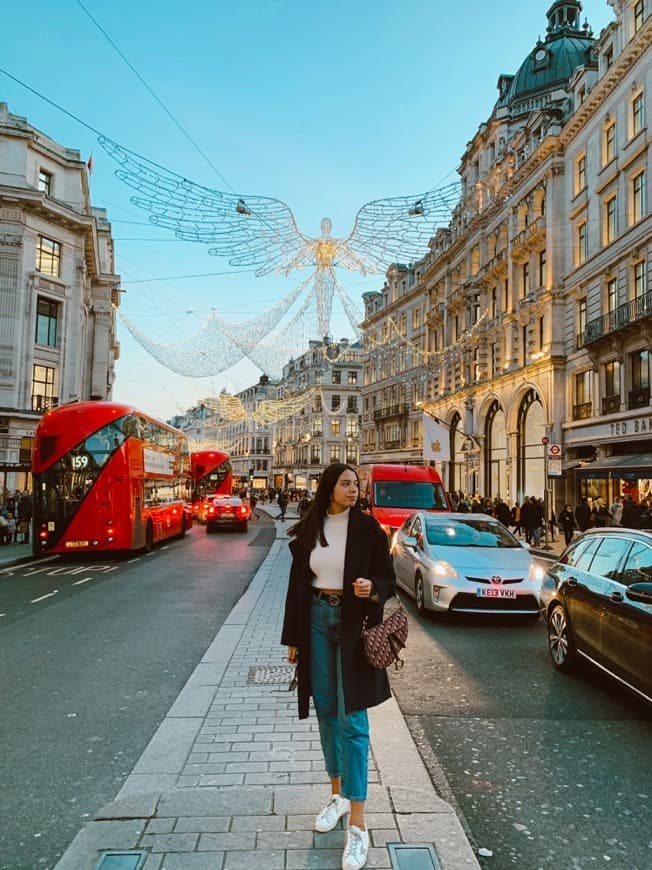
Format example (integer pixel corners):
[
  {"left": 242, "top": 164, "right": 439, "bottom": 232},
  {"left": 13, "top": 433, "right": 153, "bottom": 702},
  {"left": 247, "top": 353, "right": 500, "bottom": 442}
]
[
  {"left": 36, "top": 417, "right": 130, "bottom": 525},
  {"left": 373, "top": 480, "right": 448, "bottom": 510}
]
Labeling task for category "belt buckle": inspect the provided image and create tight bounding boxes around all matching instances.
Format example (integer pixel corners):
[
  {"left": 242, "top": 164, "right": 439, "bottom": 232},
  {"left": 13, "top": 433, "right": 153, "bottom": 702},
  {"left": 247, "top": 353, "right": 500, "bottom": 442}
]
[{"left": 328, "top": 593, "right": 340, "bottom": 607}]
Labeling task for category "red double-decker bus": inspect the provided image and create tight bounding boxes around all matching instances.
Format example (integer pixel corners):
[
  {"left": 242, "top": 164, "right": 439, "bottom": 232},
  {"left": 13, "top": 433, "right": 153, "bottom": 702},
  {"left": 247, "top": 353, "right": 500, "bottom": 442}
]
[
  {"left": 32, "top": 401, "right": 192, "bottom": 555},
  {"left": 190, "top": 450, "right": 233, "bottom": 521}
]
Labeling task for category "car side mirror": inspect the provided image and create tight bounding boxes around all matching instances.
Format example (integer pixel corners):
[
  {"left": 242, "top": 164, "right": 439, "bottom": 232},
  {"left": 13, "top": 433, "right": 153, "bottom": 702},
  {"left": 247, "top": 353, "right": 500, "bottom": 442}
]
[
  {"left": 625, "top": 581, "right": 652, "bottom": 604},
  {"left": 358, "top": 497, "right": 370, "bottom": 511},
  {"left": 402, "top": 534, "right": 418, "bottom": 549},
  {"left": 521, "top": 541, "right": 531, "bottom": 550}
]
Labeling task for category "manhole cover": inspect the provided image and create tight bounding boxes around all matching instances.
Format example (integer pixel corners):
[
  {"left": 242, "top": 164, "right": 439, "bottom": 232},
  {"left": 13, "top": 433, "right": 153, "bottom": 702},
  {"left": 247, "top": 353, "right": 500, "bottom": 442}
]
[
  {"left": 248, "top": 665, "right": 296, "bottom": 685},
  {"left": 95, "top": 851, "right": 147, "bottom": 869},
  {"left": 387, "top": 843, "right": 441, "bottom": 869}
]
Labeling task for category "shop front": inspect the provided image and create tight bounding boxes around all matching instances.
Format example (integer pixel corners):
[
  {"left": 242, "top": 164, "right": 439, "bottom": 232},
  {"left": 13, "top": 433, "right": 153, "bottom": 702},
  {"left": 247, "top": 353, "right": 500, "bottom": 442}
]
[{"left": 564, "top": 412, "right": 652, "bottom": 509}]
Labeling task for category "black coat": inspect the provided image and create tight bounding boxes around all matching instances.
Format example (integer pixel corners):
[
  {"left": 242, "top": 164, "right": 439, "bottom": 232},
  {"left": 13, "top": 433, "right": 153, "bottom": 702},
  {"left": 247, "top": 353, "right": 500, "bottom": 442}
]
[{"left": 281, "top": 509, "right": 395, "bottom": 720}]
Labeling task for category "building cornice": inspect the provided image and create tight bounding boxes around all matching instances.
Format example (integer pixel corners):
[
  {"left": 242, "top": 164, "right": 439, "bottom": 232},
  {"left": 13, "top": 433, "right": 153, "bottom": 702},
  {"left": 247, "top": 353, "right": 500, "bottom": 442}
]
[{"left": 560, "top": 20, "right": 652, "bottom": 146}]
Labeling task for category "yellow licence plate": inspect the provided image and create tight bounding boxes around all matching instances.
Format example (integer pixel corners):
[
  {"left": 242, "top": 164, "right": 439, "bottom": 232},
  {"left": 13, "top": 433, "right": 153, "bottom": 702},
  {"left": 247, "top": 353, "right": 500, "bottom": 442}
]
[{"left": 65, "top": 540, "right": 89, "bottom": 548}]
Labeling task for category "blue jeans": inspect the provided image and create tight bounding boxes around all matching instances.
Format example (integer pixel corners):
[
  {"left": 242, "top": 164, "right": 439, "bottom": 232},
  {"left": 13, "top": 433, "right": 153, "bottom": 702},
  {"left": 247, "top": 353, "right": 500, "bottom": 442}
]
[{"left": 310, "top": 596, "right": 369, "bottom": 802}]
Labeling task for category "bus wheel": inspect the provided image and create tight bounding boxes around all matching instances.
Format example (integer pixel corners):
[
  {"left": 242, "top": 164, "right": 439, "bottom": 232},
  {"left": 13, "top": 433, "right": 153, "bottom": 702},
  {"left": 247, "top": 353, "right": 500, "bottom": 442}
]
[
  {"left": 144, "top": 522, "right": 154, "bottom": 553},
  {"left": 179, "top": 516, "right": 187, "bottom": 538}
]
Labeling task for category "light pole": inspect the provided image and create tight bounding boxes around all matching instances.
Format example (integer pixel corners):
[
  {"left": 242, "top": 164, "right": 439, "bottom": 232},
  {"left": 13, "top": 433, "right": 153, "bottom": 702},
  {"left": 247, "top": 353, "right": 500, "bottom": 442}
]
[{"left": 541, "top": 436, "right": 553, "bottom": 551}]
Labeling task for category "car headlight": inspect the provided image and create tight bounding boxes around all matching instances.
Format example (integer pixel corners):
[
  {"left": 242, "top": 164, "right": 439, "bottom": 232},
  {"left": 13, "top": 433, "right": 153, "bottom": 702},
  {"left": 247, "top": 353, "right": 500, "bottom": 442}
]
[
  {"left": 431, "top": 560, "right": 461, "bottom": 579},
  {"left": 527, "top": 562, "right": 546, "bottom": 582}
]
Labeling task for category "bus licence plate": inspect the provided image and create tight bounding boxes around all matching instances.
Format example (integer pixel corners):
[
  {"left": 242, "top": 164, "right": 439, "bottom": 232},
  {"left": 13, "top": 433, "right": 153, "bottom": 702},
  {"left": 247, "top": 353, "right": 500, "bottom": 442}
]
[
  {"left": 65, "top": 540, "right": 89, "bottom": 548},
  {"left": 476, "top": 588, "right": 516, "bottom": 599}
]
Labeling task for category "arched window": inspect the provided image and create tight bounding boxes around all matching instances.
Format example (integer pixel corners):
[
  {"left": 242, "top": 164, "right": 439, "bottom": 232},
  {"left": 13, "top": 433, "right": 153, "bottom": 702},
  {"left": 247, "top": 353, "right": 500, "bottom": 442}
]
[
  {"left": 450, "top": 412, "right": 464, "bottom": 493},
  {"left": 517, "top": 390, "right": 545, "bottom": 501},
  {"left": 484, "top": 400, "right": 506, "bottom": 498}
]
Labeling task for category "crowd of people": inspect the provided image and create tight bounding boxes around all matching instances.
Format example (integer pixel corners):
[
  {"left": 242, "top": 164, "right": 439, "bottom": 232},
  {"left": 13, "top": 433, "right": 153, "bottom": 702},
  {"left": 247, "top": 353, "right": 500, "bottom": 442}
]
[
  {"left": 450, "top": 490, "right": 652, "bottom": 547},
  {"left": 0, "top": 490, "right": 33, "bottom": 545}
]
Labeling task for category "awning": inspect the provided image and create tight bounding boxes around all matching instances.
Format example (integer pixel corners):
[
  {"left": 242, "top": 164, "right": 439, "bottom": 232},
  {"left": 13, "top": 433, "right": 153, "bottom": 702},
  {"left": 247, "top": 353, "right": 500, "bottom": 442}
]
[{"left": 575, "top": 453, "right": 652, "bottom": 479}]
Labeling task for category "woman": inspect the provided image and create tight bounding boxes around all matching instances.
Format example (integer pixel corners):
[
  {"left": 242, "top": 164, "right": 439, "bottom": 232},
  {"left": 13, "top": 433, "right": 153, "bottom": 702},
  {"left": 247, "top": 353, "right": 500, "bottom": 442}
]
[
  {"left": 558, "top": 504, "right": 576, "bottom": 546},
  {"left": 282, "top": 463, "right": 395, "bottom": 870}
]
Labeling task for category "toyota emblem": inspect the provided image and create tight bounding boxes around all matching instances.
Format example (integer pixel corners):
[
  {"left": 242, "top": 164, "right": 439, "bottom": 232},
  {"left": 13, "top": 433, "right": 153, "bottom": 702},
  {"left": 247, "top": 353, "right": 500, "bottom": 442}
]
[{"left": 490, "top": 575, "right": 503, "bottom": 585}]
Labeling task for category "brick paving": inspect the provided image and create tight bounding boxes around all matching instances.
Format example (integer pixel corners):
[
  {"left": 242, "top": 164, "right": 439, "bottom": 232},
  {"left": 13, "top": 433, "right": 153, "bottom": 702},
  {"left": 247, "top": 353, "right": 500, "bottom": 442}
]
[{"left": 45, "top": 513, "right": 480, "bottom": 869}]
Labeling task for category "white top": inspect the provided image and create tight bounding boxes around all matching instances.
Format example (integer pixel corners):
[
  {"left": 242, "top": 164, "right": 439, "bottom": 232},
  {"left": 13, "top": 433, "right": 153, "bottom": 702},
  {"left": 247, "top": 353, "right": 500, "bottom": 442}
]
[{"left": 310, "top": 508, "right": 349, "bottom": 591}]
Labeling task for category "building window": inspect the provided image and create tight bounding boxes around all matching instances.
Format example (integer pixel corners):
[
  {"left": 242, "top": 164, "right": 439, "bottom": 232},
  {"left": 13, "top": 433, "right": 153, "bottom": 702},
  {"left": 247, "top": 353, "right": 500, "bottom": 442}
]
[
  {"left": 575, "top": 370, "right": 592, "bottom": 405},
  {"left": 578, "top": 297, "right": 587, "bottom": 337},
  {"left": 346, "top": 397, "right": 357, "bottom": 413},
  {"left": 35, "top": 298, "right": 58, "bottom": 347},
  {"left": 413, "top": 306, "right": 421, "bottom": 329},
  {"left": 399, "top": 313, "right": 406, "bottom": 336},
  {"left": 329, "top": 444, "right": 341, "bottom": 463},
  {"left": 575, "top": 153, "right": 586, "bottom": 193},
  {"left": 347, "top": 370, "right": 358, "bottom": 385},
  {"left": 634, "top": 1, "right": 645, "bottom": 33},
  {"left": 522, "top": 262, "right": 530, "bottom": 297},
  {"left": 32, "top": 364, "right": 57, "bottom": 412},
  {"left": 631, "top": 349, "right": 650, "bottom": 391},
  {"left": 330, "top": 420, "right": 341, "bottom": 436},
  {"left": 631, "top": 91, "right": 644, "bottom": 138},
  {"left": 604, "top": 360, "right": 621, "bottom": 397},
  {"left": 310, "top": 444, "right": 322, "bottom": 464},
  {"left": 538, "top": 250, "right": 547, "bottom": 288},
  {"left": 332, "top": 369, "right": 341, "bottom": 385},
  {"left": 631, "top": 171, "right": 646, "bottom": 224},
  {"left": 604, "top": 45, "right": 614, "bottom": 68},
  {"left": 538, "top": 316, "right": 544, "bottom": 350},
  {"left": 38, "top": 170, "right": 52, "bottom": 196},
  {"left": 331, "top": 395, "right": 340, "bottom": 411},
  {"left": 576, "top": 221, "right": 588, "bottom": 265},
  {"left": 522, "top": 325, "right": 528, "bottom": 367},
  {"left": 491, "top": 287, "right": 497, "bottom": 319},
  {"left": 604, "top": 121, "right": 616, "bottom": 164},
  {"left": 607, "top": 277, "right": 617, "bottom": 314},
  {"left": 604, "top": 195, "right": 617, "bottom": 244},
  {"left": 36, "top": 236, "right": 61, "bottom": 277},
  {"left": 633, "top": 260, "right": 646, "bottom": 300},
  {"left": 346, "top": 418, "right": 358, "bottom": 437}
]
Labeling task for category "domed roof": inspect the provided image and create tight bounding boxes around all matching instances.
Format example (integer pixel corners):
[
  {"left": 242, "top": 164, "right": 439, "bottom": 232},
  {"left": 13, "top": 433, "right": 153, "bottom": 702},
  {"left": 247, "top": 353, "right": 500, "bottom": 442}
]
[{"left": 500, "top": 1, "right": 595, "bottom": 108}]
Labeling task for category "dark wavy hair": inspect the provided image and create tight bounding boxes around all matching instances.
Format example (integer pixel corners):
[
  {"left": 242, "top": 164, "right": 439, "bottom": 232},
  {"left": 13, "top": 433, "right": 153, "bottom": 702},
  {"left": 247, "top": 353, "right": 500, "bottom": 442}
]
[{"left": 288, "top": 463, "right": 359, "bottom": 550}]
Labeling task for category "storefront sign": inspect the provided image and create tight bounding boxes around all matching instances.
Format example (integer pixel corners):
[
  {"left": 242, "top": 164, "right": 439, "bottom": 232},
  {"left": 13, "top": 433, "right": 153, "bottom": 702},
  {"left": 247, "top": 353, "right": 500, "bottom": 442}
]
[
  {"left": 610, "top": 415, "right": 652, "bottom": 435},
  {"left": 565, "top": 413, "right": 652, "bottom": 445}
]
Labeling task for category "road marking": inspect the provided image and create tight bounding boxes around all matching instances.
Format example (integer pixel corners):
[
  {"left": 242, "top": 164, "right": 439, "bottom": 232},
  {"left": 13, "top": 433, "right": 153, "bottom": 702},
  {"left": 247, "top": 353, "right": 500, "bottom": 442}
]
[
  {"left": 30, "top": 590, "right": 58, "bottom": 603},
  {"left": 0, "top": 613, "right": 6, "bottom": 618},
  {"left": 72, "top": 577, "right": 93, "bottom": 586},
  {"left": 127, "top": 558, "right": 140, "bottom": 563}
]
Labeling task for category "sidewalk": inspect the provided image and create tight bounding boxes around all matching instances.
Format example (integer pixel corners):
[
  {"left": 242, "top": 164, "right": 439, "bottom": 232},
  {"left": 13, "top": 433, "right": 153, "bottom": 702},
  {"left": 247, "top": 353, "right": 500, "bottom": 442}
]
[{"left": 55, "top": 512, "right": 481, "bottom": 870}]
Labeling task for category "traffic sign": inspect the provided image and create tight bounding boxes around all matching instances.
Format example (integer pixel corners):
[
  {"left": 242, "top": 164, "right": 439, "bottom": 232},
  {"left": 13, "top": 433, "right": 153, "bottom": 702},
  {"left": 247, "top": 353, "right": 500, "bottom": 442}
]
[
  {"left": 548, "top": 458, "right": 562, "bottom": 477},
  {"left": 548, "top": 443, "right": 562, "bottom": 458}
]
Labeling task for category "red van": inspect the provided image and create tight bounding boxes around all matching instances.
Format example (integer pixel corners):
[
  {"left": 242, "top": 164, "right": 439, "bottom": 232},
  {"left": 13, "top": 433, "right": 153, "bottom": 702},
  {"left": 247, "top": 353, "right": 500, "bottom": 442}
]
[{"left": 357, "top": 464, "right": 449, "bottom": 537}]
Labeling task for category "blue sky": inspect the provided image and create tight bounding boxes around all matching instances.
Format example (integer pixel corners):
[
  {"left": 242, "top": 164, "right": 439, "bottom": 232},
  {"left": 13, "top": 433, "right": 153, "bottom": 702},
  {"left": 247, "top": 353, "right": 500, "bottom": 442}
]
[{"left": 2, "top": 0, "right": 614, "bottom": 421}]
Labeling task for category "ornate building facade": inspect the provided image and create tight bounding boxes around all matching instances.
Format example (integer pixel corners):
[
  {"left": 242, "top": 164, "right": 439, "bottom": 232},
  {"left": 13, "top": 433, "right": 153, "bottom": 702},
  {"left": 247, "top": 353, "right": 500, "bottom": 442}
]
[
  {"left": 361, "top": 0, "right": 651, "bottom": 511},
  {"left": 0, "top": 103, "right": 120, "bottom": 493},
  {"left": 273, "top": 337, "right": 362, "bottom": 492}
]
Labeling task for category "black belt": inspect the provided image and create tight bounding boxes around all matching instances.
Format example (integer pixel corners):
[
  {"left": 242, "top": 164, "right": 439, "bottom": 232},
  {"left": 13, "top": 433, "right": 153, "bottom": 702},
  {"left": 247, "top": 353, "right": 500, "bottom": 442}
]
[{"left": 312, "top": 589, "right": 343, "bottom": 606}]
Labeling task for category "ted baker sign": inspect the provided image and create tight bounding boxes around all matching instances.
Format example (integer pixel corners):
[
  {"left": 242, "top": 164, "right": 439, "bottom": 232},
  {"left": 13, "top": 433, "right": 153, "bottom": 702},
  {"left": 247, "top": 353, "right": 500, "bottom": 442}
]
[{"left": 610, "top": 415, "right": 652, "bottom": 435}]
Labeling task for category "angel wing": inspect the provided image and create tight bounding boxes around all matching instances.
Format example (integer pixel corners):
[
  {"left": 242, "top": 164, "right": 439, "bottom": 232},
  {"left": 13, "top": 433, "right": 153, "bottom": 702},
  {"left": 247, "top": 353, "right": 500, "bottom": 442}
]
[
  {"left": 342, "top": 182, "right": 461, "bottom": 272},
  {"left": 98, "top": 137, "right": 308, "bottom": 277}
]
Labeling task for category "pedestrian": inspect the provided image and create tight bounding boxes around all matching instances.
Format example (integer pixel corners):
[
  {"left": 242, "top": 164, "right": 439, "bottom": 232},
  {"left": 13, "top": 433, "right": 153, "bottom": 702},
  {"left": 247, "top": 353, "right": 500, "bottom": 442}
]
[
  {"left": 609, "top": 496, "right": 623, "bottom": 527},
  {"left": 511, "top": 503, "right": 521, "bottom": 537},
  {"left": 249, "top": 493, "right": 259, "bottom": 519},
  {"left": 17, "top": 489, "right": 33, "bottom": 544},
  {"left": 298, "top": 493, "right": 312, "bottom": 518},
  {"left": 575, "top": 498, "right": 591, "bottom": 532},
  {"left": 282, "top": 463, "right": 395, "bottom": 870},
  {"left": 558, "top": 504, "right": 576, "bottom": 546},
  {"left": 277, "top": 490, "right": 289, "bottom": 521}
]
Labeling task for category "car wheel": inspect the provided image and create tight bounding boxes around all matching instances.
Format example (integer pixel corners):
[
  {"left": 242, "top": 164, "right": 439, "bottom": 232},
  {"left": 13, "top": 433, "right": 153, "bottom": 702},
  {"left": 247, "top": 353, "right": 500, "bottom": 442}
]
[
  {"left": 547, "top": 604, "right": 577, "bottom": 672},
  {"left": 206, "top": 525, "right": 213, "bottom": 534},
  {"left": 415, "top": 574, "right": 426, "bottom": 614},
  {"left": 240, "top": 522, "right": 248, "bottom": 533}
]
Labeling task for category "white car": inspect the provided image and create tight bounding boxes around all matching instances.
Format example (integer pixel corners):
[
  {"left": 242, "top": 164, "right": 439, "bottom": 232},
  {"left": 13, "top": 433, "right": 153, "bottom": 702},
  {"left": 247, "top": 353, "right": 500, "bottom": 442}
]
[{"left": 391, "top": 512, "right": 545, "bottom": 616}]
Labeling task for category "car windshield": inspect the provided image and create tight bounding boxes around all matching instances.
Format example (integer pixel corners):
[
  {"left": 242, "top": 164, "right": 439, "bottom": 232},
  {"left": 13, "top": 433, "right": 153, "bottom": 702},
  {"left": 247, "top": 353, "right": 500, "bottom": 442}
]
[
  {"left": 374, "top": 481, "right": 448, "bottom": 509},
  {"left": 425, "top": 517, "right": 520, "bottom": 548}
]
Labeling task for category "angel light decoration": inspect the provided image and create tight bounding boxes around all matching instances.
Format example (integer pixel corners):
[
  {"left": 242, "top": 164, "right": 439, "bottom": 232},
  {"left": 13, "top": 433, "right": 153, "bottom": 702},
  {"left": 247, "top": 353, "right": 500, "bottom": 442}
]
[{"left": 100, "top": 136, "right": 459, "bottom": 377}]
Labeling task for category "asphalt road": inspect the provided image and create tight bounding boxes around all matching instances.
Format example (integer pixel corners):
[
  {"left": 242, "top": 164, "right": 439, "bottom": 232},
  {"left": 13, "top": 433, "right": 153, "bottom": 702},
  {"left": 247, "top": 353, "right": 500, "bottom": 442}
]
[
  {"left": 390, "top": 596, "right": 652, "bottom": 870},
  {"left": 0, "top": 517, "right": 276, "bottom": 870}
]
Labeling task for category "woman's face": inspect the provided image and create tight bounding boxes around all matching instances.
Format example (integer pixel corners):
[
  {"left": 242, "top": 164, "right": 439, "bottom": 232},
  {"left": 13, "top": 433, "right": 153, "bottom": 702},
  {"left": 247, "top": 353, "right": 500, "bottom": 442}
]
[{"left": 329, "top": 469, "right": 359, "bottom": 513}]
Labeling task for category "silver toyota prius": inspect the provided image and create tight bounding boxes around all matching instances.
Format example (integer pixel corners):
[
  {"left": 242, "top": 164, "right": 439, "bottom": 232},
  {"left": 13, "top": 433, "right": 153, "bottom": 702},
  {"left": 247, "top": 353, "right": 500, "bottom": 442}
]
[{"left": 391, "top": 512, "right": 545, "bottom": 616}]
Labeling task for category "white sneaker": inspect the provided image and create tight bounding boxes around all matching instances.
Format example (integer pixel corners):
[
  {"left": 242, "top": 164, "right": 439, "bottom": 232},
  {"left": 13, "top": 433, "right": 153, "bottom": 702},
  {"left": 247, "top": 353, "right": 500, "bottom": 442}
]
[
  {"left": 341, "top": 824, "right": 369, "bottom": 870},
  {"left": 314, "top": 794, "right": 351, "bottom": 833}
]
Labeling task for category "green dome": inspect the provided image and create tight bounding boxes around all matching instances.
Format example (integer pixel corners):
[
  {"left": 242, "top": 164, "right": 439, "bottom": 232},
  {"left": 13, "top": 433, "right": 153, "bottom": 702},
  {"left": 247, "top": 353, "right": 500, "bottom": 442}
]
[{"left": 500, "top": 1, "right": 595, "bottom": 110}]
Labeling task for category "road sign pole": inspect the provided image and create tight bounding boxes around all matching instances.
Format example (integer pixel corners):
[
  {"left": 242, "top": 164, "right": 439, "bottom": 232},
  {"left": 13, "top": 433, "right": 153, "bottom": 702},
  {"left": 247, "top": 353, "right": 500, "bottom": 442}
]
[{"left": 541, "top": 437, "right": 553, "bottom": 551}]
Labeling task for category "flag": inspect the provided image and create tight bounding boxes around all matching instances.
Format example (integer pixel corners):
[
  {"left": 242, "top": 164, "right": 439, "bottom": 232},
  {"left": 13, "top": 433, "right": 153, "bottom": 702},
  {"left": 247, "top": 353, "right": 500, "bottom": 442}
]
[
  {"left": 86, "top": 154, "right": 94, "bottom": 174},
  {"left": 422, "top": 412, "right": 451, "bottom": 462}
]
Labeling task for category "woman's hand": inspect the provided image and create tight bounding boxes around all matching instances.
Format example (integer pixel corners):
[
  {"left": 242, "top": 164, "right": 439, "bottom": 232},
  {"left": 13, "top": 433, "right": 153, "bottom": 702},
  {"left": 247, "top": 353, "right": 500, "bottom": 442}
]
[
  {"left": 287, "top": 646, "right": 298, "bottom": 664},
  {"left": 352, "top": 577, "right": 374, "bottom": 598}
]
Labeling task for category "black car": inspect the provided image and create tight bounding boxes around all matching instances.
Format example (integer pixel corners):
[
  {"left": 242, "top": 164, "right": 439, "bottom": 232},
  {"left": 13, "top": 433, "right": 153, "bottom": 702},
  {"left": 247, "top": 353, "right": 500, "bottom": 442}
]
[{"left": 540, "top": 528, "right": 652, "bottom": 705}]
